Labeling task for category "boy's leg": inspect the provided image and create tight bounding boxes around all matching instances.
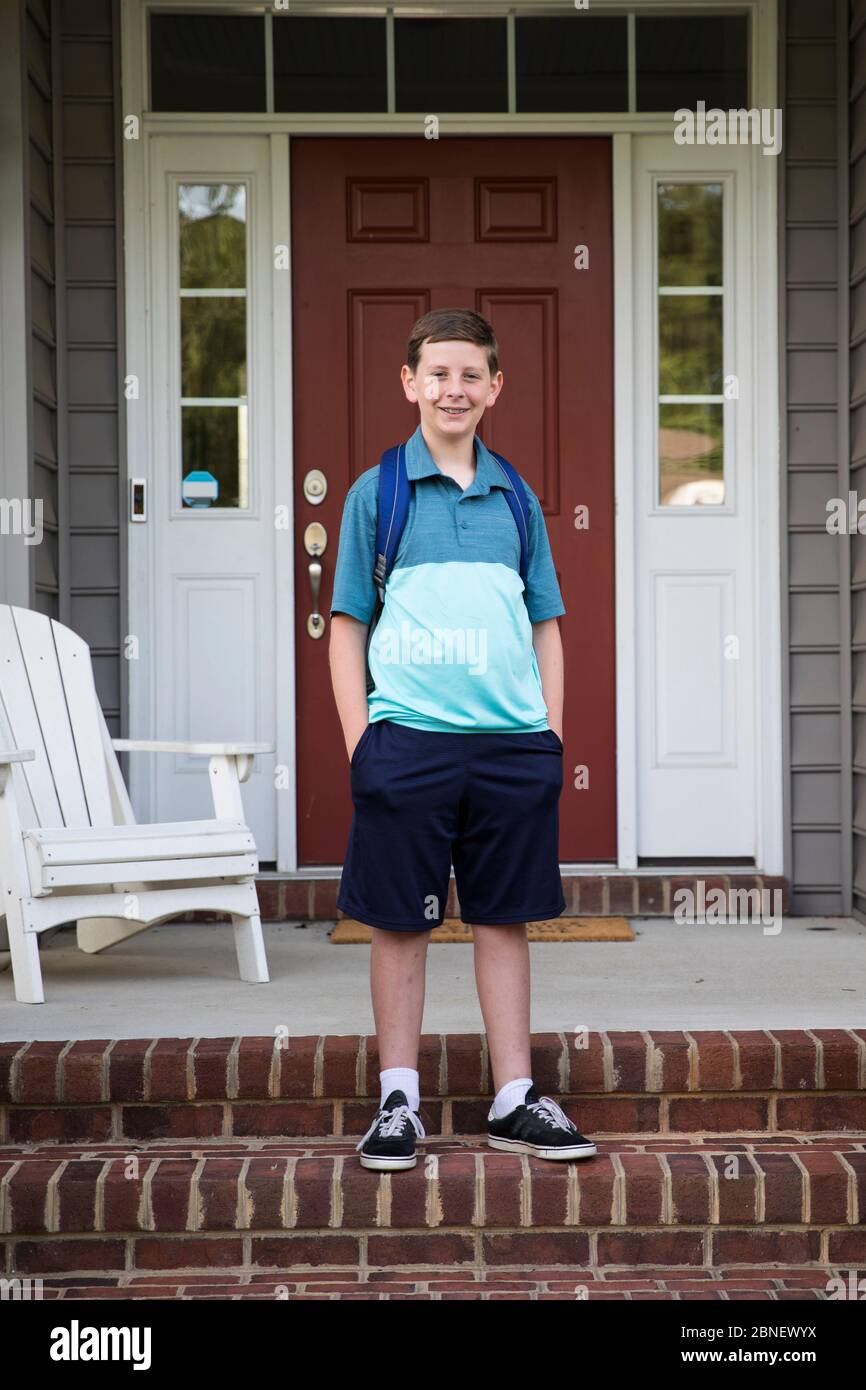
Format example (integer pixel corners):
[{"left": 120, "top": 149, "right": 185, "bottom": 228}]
[
  {"left": 471, "top": 921, "right": 532, "bottom": 1091},
  {"left": 370, "top": 924, "right": 433, "bottom": 1070},
  {"left": 452, "top": 727, "right": 565, "bottom": 1105}
]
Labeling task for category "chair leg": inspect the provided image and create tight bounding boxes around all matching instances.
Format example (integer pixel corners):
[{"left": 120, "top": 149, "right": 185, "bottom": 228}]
[
  {"left": 231, "top": 911, "right": 269, "bottom": 983},
  {"left": 5, "top": 899, "right": 44, "bottom": 1004}
]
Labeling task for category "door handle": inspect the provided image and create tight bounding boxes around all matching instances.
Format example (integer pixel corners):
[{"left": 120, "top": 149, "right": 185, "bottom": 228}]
[
  {"left": 305, "top": 521, "right": 327, "bottom": 638},
  {"left": 308, "top": 559, "right": 323, "bottom": 637}
]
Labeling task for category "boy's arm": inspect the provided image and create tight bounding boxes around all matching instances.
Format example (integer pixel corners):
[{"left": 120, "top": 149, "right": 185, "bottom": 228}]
[
  {"left": 532, "top": 618, "right": 564, "bottom": 740},
  {"left": 328, "top": 475, "right": 378, "bottom": 762},
  {"left": 329, "top": 614, "right": 370, "bottom": 762},
  {"left": 523, "top": 485, "right": 566, "bottom": 740}
]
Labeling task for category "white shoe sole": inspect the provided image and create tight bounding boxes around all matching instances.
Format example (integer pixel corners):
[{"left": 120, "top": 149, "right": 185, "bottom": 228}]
[
  {"left": 358, "top": 1152, "right": 418, "bottom": 1170},
  {"left": 487, "top": 1135, "right": 597, "bottom": 1160}
]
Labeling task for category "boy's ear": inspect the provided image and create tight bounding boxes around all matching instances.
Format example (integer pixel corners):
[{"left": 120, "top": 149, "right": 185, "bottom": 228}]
[
  {"left": 400, "top": 363, "right": 418, "bottom": 403},
  {"left": 487, "top": 370, "right": 504, "bottom": 405}
]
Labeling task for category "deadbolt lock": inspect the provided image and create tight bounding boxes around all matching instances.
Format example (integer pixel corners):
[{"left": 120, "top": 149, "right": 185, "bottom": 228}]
[{"left": 303, "top": 469, "right": 327, "bottom": 505}]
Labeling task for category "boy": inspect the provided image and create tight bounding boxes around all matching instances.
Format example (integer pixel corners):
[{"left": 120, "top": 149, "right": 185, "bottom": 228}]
[{"left": 328, "top": 308, "right": 596, "bottom": 1170}]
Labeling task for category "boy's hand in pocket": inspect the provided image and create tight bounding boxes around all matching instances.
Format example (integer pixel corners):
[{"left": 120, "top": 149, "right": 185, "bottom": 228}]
[{"left": 347, "top": 723, "right": 369, "bottom": 763}]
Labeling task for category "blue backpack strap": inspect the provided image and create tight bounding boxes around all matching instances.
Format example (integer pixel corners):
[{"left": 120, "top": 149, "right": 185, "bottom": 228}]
[
  {"left": 373, "top": 442, "right": 411, "bottom": 603},
  {"left": 365, "top": 444, "right": 409, "bottom": 695},
  {"left": 486, "top": 449, "right": 530, "bottom": 591}
]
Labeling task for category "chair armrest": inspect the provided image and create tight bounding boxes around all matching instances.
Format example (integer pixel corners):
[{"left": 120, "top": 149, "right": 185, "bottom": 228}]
[
  {"left": 0, "top": 749, "right": 35, "bottom": 796},
  {"left": 112, "top": 740, "right": 275, "bottom": 755}
]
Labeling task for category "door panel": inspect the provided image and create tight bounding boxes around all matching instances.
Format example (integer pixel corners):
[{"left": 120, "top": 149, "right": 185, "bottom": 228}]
[
  {"left": 292, "top": 137, "right": 615, "bottom": 865},
  {"left": 633, "top": 138, "right": 756, "bottom": 856},
  {"left": 136, "top": 137, "right": 277, "bottom": 858}
]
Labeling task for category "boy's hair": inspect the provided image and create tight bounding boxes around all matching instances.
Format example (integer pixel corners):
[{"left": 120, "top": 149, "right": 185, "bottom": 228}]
[{"left": 407, "top": 308, "right": 499, "bottom": 378}]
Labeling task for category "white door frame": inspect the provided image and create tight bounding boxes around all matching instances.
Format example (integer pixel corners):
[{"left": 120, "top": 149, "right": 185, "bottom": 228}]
[
  {"left": 120, "top": 0, "right": 781, "bottom": 874},
  {"left": 123, "top": 128, "right": 296, "bottom": 869},
  {"left": 613, "top": 128, "right": 782, "bottom": 871},
  {"left": 0, "top": 1, "right": 32, "bottom": 611}
]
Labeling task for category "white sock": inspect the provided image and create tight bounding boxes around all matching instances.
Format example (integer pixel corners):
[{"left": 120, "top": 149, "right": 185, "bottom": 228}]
[
  {"left": 489, "top": 1076, "right": 533, "bottom": 1120},
  {"left": 379, "top": 1067, "right": 420, "bottom": 1113}
]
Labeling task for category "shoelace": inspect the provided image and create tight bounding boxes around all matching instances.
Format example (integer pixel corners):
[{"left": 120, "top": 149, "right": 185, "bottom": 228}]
[
  {"left": 356, "top": 1103, "right": 426, "bottom": 1151},
  {"left": 526, "top": 1095, "right": 578, "bottom": 1132}
]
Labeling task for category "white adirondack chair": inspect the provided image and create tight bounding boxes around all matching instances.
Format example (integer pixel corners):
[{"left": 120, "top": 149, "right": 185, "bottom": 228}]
[{"left": 0, "top": 605, "right": 274, "bottom": 1004}]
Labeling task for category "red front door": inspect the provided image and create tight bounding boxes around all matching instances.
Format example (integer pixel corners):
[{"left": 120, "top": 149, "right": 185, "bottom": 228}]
[{"left": 292, "top": 137, "right": 615, "bottom": 865}]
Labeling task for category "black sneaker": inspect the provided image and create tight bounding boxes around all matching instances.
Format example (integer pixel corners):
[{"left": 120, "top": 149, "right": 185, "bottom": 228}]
[
  {"left": 356, "top": 1089, "right": 426, "bottom": 1170},
  {"left": 487, "top": 1083, "right": 597, "bottom": 1160}
]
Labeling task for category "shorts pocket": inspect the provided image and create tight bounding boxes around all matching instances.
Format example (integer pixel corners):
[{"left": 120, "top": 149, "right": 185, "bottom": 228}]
[
  {"left": 350, "top": 721, "right": 375, "bottom": 769},
  {"left": 545, "top": 728, "right": 563, "bottom": 752}
]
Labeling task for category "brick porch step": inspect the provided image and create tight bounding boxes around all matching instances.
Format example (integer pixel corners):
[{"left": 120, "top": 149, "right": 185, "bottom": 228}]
[
  {"left": 8, "top": 1267, "right": 843, "bottom": 1300},
  {"left": 3, "top": 1031, "right": 864, "bottom": 1290},
  {"left": 2, "top": 1030, "right": 865, "bottom": 1144},
  {"left": 2, "top": 1133, "right": 865, "bottom": 1281}
]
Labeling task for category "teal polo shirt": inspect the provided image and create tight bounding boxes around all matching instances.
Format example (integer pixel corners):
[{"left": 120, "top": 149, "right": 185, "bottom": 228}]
[{"left": 330, "top": 423, "right": 566, "bottom": 733}]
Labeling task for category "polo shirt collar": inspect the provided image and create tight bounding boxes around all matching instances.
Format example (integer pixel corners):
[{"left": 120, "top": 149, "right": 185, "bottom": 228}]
[{"left": 404, "top": 423, "right": 513, "bottom": 496}]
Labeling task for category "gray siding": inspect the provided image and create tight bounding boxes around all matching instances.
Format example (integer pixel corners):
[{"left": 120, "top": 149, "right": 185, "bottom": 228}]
[
  {"left": 26, "top": 0, "right": 58, "bottom": 614},
  {"left": 21, "top": 0, "right": 126, "bottom": 736},
  {"left": 61, "top": 0, "right": 126, "bottom": 736},
  {"left": 852, "top": 0, "right": 866, "bottom": 918},
  {"left": 782, "top": 0, "right": 852, "bottom": 914}
]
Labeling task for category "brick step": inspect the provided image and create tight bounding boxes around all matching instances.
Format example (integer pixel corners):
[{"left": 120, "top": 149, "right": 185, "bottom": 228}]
[
  {"left": 3, "top": 1031, "right": 866, "bottom": 1144},
  {"left": 2, "top": 1135, "right": 866, "bottom": 1281},
  {"left": 251, "top": 872, "right": 791, "bottom": 922},
  {"left": 9, "top": 1096, "right": 866, "bottom": 1145},
  {"left": 12, "top": 1267, "right": 841, "bottom": 1300}
]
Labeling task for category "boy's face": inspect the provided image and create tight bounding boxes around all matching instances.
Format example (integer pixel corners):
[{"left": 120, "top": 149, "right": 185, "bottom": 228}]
[{"left": 401, "top": 339, "right": 503, "bottom": 441}]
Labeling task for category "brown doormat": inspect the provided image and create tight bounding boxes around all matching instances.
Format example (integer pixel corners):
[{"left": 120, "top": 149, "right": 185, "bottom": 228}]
[{"left": 331, "top": 917, "right": 634, "bottom": 943}]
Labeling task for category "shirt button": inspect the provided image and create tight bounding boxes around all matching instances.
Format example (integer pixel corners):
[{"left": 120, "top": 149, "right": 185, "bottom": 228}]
[{"left": 460, "top": 520, "right": 468, "bottom": 529}]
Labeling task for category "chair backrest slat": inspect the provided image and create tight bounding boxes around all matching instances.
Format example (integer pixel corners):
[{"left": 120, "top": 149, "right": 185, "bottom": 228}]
[
  {"left": 52, "top": 617, "right": 114, "bottom": 826},
  {"left": 0, "top": 675, "right": 40, "bottom": 831},
  {"left": 0, "top": 607, "right": 65, "bottom": 828},
  {"left": 0, "top": 606, "right": 114, "bottom": 831}
]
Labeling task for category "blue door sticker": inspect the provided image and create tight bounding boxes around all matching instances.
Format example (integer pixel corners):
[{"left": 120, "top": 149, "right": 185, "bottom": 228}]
[{"left": 181, "top": 470, "right": 219, "bottom": 508}]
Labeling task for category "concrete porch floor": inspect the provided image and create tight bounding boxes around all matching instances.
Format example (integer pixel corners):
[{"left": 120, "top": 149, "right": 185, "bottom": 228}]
[{"left": 0, "top": 915, "right": 865, "bottom": 1041}]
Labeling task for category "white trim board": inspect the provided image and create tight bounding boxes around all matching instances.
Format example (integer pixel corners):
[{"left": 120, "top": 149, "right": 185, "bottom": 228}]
[
  {"left": 0, "top": 1, "right": 31, "bottom": 610},
  {"left": 612, "top": 132, "right": 637, "bottom": 867},
  {"left": 126, "top": 0, "right": 776, "bottom": 137}
]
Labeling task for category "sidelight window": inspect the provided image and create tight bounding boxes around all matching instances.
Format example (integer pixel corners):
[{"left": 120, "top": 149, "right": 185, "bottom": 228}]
[
  {"left": 178, "top": 183, "right": 249, "bottom": 510},
  {"left": 656, "top": 182, "right": 725, "bottom": 507}
]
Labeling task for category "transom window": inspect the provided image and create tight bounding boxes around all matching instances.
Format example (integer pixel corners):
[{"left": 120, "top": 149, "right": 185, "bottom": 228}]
[{"left": 149, "top": 9, "right": 749, "bottom": 114}]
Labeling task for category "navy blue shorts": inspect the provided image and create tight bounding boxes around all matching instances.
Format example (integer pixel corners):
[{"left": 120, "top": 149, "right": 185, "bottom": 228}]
[{"left": 336, "top": 719, "right": 566, "bottom": 933}]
